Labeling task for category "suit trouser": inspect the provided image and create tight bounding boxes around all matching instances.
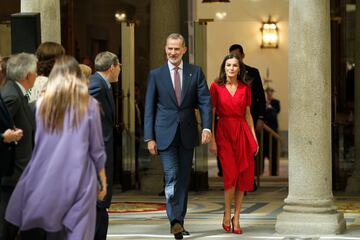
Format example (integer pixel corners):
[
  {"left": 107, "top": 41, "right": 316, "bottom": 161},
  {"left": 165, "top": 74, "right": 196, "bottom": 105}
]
[
  {"left": 94, "top": 142, "right": 113, "bottom": 240},
  {"left": 159, "top": 129, "right": 194, "bottom": 225},
  {"left": 0, "top": 186, "right": 13, "bottom": 240}
]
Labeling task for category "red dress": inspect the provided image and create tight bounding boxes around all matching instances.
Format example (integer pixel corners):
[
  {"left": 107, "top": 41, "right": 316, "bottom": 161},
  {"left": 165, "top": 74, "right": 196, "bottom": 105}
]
[{"left": 210, "top": 82, "right": 258, "bottom": 191}]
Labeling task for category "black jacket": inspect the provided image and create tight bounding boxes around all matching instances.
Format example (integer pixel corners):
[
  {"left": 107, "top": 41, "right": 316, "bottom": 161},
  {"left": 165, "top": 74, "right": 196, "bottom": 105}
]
[
  {"left": 0, "top": 93, "right": 15, "bottom": 177},
  {"left": 245, "top": 64, "right": 266, "bottom": 124}
]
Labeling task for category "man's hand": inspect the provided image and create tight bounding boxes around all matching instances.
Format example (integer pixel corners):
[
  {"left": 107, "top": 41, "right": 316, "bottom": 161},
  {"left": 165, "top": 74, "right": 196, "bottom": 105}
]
[
  {"left": 97, "top": 185, "right": 107, "bottom": 201},
  {"left": 256, "top": 119, "right": 265, "bottom": 131},
  {"left": 147, "top": 140, "right": 158, "bottom": 155},
  {"left": 201, "top": 130, "right": 212, "bottom": 144}
]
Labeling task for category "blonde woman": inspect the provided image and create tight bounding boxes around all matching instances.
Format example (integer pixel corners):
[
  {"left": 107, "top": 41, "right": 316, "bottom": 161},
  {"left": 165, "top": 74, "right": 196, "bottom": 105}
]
[{"left": 4, "top": 55, "right": 107, "bottom": 240}]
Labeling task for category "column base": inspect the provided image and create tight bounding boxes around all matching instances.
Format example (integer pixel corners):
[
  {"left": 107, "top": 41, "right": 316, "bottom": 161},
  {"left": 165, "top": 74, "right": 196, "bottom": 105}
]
[{"left": 276, "top": 211, "right": 346, "bottom": 235}]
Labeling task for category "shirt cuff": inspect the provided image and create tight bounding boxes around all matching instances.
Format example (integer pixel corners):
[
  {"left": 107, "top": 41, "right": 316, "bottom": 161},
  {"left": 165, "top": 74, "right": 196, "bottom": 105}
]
[{"left": 202, "top": 128, "right": 211, "bottom": 133}]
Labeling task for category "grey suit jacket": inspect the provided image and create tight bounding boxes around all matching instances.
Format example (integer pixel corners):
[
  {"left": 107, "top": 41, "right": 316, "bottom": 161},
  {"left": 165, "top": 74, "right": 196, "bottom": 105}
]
[{"left": 0, "top": 80, "right": 35, "bottom": 187}]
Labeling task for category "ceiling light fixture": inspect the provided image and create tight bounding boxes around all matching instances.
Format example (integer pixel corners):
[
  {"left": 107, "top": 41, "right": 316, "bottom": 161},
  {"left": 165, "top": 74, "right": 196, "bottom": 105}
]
[{"left": 202, "top": 0, "right": 230, "bottom": 3}]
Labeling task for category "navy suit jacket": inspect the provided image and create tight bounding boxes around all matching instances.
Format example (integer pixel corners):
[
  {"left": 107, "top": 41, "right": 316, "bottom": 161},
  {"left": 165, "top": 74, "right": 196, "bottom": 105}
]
[
  {"left": 89, "top": 72, "right": 115, "bottom": 147},
  {"left": 144, "top": 62, "right": 212, "bottom": 150},
  {"left": 0, "top": 80, "right": 35, "bottom": 187},
  {"left": 88, "top": 72, "right": 115, "bottom": 207}
]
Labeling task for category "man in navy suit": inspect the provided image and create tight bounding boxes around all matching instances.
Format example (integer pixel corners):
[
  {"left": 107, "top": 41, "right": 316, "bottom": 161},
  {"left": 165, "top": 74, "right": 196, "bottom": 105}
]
[
  {"left": 144, "top": 33, "right": 212, "bottom": 239},
  {"left": 89, "top": 51, "right": 121, "bottom": 240},
  {"left": 0, "top": 53, "right": 37, "bottom": 239}
]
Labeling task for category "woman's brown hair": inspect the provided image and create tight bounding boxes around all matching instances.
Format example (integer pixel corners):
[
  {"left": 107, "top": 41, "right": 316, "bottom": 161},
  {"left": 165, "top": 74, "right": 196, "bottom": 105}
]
[
  {"left": 215, "top": 54, "right": 247, "bottom": 86},
  {"left": 36, "top": 42, "right": 65, "bottom": 77}
]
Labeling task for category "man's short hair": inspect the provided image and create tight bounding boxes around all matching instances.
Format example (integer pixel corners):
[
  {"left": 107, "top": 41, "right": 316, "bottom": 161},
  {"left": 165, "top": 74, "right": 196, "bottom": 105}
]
[
  {"left": 166, "top": 33, "right": 186, "bottom": 47},
  {"left": 94, "top": 51, "right": 119, "bottom": 72},
  {"left": 6, "top": 53, "right": 37, "bottom": 82},
  {"left": 229, "top": 44, "right": 244, "bottom": 54}
]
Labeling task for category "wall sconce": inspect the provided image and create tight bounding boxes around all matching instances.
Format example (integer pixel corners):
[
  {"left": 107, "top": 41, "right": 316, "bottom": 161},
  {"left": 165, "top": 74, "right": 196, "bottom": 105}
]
[
  {"left": 202, "top": 0, "right": 230, "bottom": 3},
  {"left": 260, "top": 16, "right": 279, "bottom": 48},
  {"left": 115, "top": 10, "right": 127, "bottom": 23}
]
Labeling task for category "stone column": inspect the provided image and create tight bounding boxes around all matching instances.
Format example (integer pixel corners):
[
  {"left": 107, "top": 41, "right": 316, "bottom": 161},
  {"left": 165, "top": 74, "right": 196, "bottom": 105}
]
[
  {"left": 21, "top": 0, "right": 61, "bottom": 43},
  {"left": 275, "top": 0, "right": 346, "bottom": 234},
  {"left": 346, "top": 0, "right": 360, "bottom": 194},
  {"left": 149, "top": 0, "right": 180, "bottom": 68},
  {"left": 140, "top": 0, "right": 181, "bottom": 193}
]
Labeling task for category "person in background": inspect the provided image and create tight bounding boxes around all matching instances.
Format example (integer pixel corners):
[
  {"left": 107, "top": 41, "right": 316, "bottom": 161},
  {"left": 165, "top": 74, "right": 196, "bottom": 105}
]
[
  {"left": 89, "top": 51, "right": 120, "bottom": 240},
  {"left": 144, "top": 33, "right": 212, "bottom": 240},
  {"left": 29, "top": 42, "right": 65, "bottom": 102},
  {"left": 209, "top": 54, "right": 258, "bottom": 235},
  {"left": 264, "top": 87, "right": 280, "bottom": 176},
  {"left": 81, "top": 56, "right": 95, "bottom": 74},
  {"left": 0, "top": 56, "right": 23, "bottom": 180},
  {"left": 79, "top": 63, "right": 92, "bottom": 84},
  {"left": 229, "top": 44, "right": 265, "bottom": 190},
  {"left": 229, "top": 44, "right": 265, "bottom": 129},
  {"left": 134, "top": 82, "right": 143, "bottom": 188},
  {"left": 0, "top": 53, "right": 37, "bottom": 240},
  {"left": 4, "top": 55, "right": 107, "bottom": 240}
]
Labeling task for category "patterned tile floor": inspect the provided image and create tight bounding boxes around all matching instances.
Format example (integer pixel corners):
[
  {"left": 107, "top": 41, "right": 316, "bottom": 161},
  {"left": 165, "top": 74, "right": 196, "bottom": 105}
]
[{"left": 107, "top": 179, "right": 360, "bottom": 240}]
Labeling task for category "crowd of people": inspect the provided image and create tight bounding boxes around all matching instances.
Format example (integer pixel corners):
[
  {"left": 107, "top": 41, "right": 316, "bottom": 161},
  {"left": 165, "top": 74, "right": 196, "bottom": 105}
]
[{"left": 0, "top": 33, "right": 278, "bottom": 239}]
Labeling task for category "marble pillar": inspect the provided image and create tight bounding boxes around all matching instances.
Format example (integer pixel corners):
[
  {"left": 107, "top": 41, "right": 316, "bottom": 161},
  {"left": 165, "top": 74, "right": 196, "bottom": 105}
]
[
  {"left": 140, "top": 0, "right": 181, "bottom": 193},
  {"left": 21, "top": 0, "right": 61, "bottom": 43},
  {"left": 346, "top": 0, "right": 360, "bottom": 194},
  {"left": 149, "top": 0, "right": 181, "bottom": 68},
  {"left": 275, "top": 0, "right": 346, "bottom": 235}
]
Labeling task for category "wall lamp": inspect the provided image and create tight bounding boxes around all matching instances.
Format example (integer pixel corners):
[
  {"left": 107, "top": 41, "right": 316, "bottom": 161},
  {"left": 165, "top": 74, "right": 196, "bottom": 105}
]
[
  {"left": 115, "top": 10, "right": 127, "bottom": 22},
  {"left": 202, "top": 0, "right": 230, "bottom": 3},
  {"left": 260, "top": 16, "right": 279, "bottom": 48}
]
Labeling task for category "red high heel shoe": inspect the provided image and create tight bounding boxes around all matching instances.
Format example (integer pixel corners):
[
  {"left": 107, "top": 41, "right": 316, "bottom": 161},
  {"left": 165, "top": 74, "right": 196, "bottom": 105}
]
[
  {"left": 222, "top": 212, "right": 231, "bottom": 232},
  {"left": 231, "top": 217, "right": 243, "bottom": 234}
]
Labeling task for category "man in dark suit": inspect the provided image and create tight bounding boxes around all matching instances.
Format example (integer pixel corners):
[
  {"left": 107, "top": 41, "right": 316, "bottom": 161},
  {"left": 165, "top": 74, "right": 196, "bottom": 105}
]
[
  {"left": 0, "top": 57, "right": 23, "bottom": 179},
  {"left": 229, "top": 44, "right": 266, "bottom": 188},
  {"left": 229, "top": 44, "right": 266, "bottom": 128},
  {"left": 89, "top": 51, "right": 121, "bottom": 240},
  {"left": 264, "top": 87, "right": 280, "bottom": 175},
  {"left": 0, "top": 53, "right": 37, "bottom": 240},
  {"left": 144, "top": 33, "right": 212, "bottom": 239}
]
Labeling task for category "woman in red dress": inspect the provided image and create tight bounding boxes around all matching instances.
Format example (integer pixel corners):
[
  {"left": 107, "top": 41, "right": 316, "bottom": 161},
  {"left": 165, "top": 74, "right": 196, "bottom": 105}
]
[{"left": 209, "top": 54, "right": 258, "bottom": 234}]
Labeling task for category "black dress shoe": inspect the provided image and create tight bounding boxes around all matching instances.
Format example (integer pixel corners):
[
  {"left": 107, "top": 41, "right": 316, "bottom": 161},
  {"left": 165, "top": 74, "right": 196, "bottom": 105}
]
[
  {"left": 174, "top": 232, "right": 183, "bottom": 239},
  {"left": 171, "top": 223, "right": 184, "bottom": 239}
]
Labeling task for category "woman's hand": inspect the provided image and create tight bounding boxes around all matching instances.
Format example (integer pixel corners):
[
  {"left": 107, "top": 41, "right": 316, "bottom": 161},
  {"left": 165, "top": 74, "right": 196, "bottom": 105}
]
[
  {"left": 209, "top": 137, "right": 217, "bottom": 156},
  {"left": 254, "top": 136, "right": 259, "bottom": 156},
  {"left": 254, "top": 145, "right": 259, "bottom": 156}
]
